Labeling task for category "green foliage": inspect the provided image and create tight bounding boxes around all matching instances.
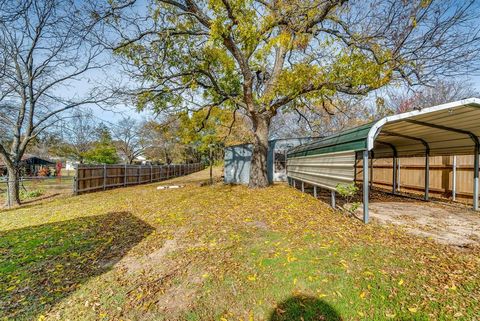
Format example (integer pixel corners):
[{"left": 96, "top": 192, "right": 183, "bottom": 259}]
[
  {"left": 177, "top": 107, "right": 251, "bottom": 155},
  {"left": 84, "top": 128, "right": 119, "bottom": 164},
  {"left": 19, "top": 189, "right": 43, "bottom": 200},
  {"left": 114, "top": 0, "right": 404, "bottom": 118},
  {"left": 336, "top": 183, "right": 358, "bottom": 198},
  {"left": 84, "top": 145, "right": 119, "bottom": 165},
  {"left": 336, "top": 183, "right": 360, "bottom": 213}
]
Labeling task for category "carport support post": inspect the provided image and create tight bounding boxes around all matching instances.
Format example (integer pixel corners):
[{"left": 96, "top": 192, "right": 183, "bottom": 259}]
[
  {"left": 425, "top": 154, "right": 430, "bottom": 201},
  {"left": 474, "top": 147, "right": 479, "bottom": 211},
  {"left": 301, "top": 181, "right": 304, "bottom": 192},
  {"left": 331, "top": 190, "right": 336, "bottom": 208},
  {"left": 362, "top": 150, "right": 369, "bottom": 224},
  {"left": 313, "top": 185, "right": 317, "bottom": 198}
]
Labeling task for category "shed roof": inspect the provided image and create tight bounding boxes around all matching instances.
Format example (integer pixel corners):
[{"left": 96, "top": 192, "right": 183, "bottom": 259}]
[
  {"left": 0, "top": 154, "right": 55, "bottom": 167},
  {"left": 288, "top": 98, "right": 480, "bottom": 159}
]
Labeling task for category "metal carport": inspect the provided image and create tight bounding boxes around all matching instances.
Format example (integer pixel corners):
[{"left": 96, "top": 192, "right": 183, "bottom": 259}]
[{"left": 287, "top": 98, "right": 480, "bottom": 223}]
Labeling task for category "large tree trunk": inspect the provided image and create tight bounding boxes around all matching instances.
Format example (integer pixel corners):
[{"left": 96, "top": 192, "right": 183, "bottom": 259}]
[
  {"left": 249, "top": 114, "right": 271, "bottom": 188},
  {"left": 5, "top": 164, "right": 21, "bottom": 207}
]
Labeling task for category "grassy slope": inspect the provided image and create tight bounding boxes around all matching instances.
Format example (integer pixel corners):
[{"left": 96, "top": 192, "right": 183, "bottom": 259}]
[{"left": 0, "top": 168, "right": 479, "bottom": 321}]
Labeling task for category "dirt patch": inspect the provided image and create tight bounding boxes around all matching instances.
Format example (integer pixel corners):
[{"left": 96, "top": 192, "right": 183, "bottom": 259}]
[
  {"left": 369, "top": 200, "right": 480, "bottom": 248},
  {"left": 155, "top": 269, "right": 204, "bottom": 314},
  {"left": 120, "top": 233, "right": 182, "bottom": 274},
  {"left": 117, "top": 226, "right": 207, "bottom": 318},
  {"left": 245, "top": 220, "right": 269, "bottom": 230},
  {"left": 300, "top": 183, "right": 480, "bottom": 248}
]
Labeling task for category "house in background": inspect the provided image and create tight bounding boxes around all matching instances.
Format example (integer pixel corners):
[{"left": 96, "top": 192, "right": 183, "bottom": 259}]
[
  {"left": 224, "top": 137, "right": 318, "bottom": 185},
  {"left": 0, "top": 154, "right": 56, "bottom": 176}
]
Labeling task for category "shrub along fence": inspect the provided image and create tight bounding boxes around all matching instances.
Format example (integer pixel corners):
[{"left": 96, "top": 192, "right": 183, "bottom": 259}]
[{"left": 74, "top": 163, "right": 204, "bottom": 195}]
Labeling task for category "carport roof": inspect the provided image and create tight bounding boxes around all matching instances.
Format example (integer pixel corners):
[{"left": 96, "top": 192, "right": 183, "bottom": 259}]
[{"left": 288, "top": 98, "right": 480, "bottom": 159}]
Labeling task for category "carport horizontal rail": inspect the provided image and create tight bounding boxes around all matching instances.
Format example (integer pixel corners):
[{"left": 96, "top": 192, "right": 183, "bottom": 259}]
[{"left": 74, "top": 163, "right": 204, "bottom": 195}]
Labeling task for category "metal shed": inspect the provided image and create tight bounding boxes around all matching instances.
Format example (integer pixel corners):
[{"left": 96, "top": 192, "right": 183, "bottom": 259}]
[
  {"left": 224, "top": 137, "right": 317, "bottom": 184},
  {"left": 287, "top": 98, "right": 480, "bottom": 223}
]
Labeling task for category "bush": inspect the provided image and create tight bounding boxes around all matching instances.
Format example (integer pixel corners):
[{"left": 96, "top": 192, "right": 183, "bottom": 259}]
[
  {"left": 336, "top": 183, "right": 360, "bottom": 213},
  {"left": 20, "top": 189, "right": 43, "bottom": 200}
]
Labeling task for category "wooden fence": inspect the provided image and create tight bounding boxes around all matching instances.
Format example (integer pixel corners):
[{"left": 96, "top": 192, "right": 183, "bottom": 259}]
[
  {"left": 74, "top": 163, "right": 204, "bottom": 195},
  {"left": 356, "top": 155, "right": 479, "bottom": 203}
]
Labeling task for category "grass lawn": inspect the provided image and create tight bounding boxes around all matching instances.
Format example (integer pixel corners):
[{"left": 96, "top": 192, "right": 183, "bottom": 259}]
[
  {"left": 0, "top": 168, "right": 479, "bottom": 320},
  {"left": 0, "top": 176, "right": 74, "bottom": 205}
]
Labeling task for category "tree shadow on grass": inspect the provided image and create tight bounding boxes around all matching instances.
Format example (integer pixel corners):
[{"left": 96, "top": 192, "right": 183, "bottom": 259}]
[
  {"left": 0, "top": 212, "right": 153, "bottom": 320},
  {"left": 270, "top": 295, "right": 342, "bottom": 321}
]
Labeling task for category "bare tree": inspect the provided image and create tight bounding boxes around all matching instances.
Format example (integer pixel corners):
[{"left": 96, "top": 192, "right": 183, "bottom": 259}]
[
  {"left": 0, "top": 0, "right": 112, "bottom": 206},
  {"left": 270, "top": 97, "right": 369, "bottom": 139},
  {"left": 141, "top": 119, "right": 184, "bottom": 164},
  {"left": 379, "top": 79, "right": 480, "bottom": 116},
  {"left": 106, "top": 0, "right": 480, "bottom": 187},
  {"left": 55, "top": 110, "right": 99, "bottom": 164},
  {"left": 25, "top": 132, "right": 62, "bottom": 159},
  {"left": 112, "top": 116, "right": 148, "bottom": 164}
]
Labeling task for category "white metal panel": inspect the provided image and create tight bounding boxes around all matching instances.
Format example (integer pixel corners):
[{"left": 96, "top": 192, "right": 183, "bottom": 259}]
[
  {"left": 287, "top": 150, "right": 356, "bottom": 191},
  {"left": 367, "top": 98, "right": 480, "bottom": 151}
]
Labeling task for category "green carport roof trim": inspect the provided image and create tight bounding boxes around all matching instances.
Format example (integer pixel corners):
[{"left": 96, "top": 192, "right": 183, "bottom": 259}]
[{"left": 287, "top": 122, "right": 374, "bottom": 158}]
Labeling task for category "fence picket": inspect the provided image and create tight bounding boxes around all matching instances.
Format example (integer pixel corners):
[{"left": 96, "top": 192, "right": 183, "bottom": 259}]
[{"left": 74, "top": 163, "right": 204, "bottom": 195}]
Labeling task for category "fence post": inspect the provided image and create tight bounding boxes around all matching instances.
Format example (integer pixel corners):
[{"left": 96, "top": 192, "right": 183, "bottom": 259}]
[
  {"left": 424, "top": 154, "right": 430, "bottom": 201},
  {"left": 124, "top": 164, "right": 127, "bottom": 187},
  {"left": 73, "top": 164, "right": 78, "bottom": 195},
  {"left": 138, "top": 165, "right": 141, "bottom": 184},
  {"left": 103, "top": 164, "right": 107, "bottom": 190},
  {"left": 452, "top": 156, "right": 457, "bottom": 201},
  {"left": 397, "top": 158, "right": 401, "bottom": 191},
  {"left": 474, "top": 148, "right": 479, "bottom": 211},
  {"left": 392, "top": 157, "right": 397, "bottom": 194},
  {"left": 150, "top": 164, "right": 153, "bottom": 182}
]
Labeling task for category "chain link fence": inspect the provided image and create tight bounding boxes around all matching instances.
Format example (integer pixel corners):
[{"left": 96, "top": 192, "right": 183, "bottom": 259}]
[{"left": 0, "top": 176, "right": 75, "bottom": 208}]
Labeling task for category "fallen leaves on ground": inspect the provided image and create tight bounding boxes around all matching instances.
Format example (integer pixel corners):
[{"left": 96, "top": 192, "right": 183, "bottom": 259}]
[{"left": 0, "top": 167, "right": 479, "bottom": 320}]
